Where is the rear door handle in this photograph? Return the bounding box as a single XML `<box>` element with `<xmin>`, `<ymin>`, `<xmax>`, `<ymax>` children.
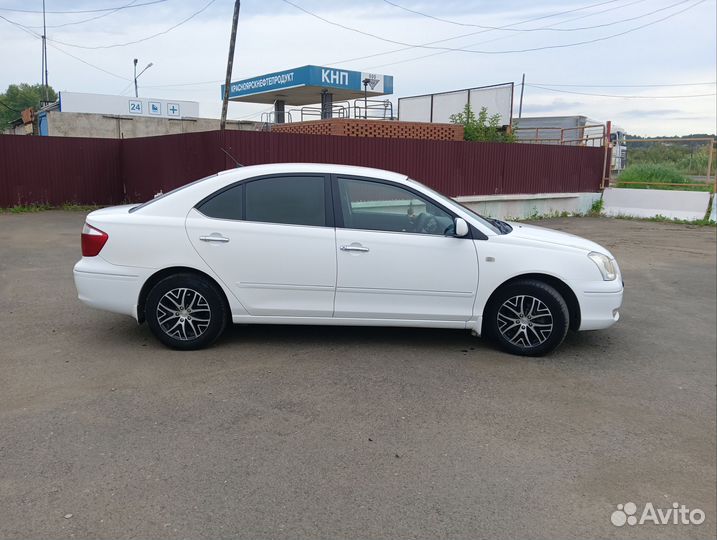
<box><xmin>200</xmin><ymin>234</ymin><xmax>230</xmax><ymax>243</ymax></box>
<box><xmin>340</xmin><ymin>245</ymin><xmax>369</xmax><ymax>253</ymax></box>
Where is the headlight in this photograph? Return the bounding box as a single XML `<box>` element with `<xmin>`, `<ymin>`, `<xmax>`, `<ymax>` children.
<box><xmin>588</xmin><ymin>251</ymin><xmax>617</xmax><ymax>281</ymax></box>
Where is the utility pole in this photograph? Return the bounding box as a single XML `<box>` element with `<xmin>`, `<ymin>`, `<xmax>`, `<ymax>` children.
<box><xmin>133</xmin><ymin>58</ymin><xmax>139</xmax><ymax>98</ymax></box>
<box><xmin>220</xmin><ymin>0</ymin><xmax>241</xmax><ymax>131</ymax></box>
<box><xmin>518</xmin><ymin>73</ymin><xmax>525</xmax><ymax>119</ymax></box>
<box><xmin>41</xmin><ymin>0</ymin><xmax>48</xmax><ymax>102</ymax></box>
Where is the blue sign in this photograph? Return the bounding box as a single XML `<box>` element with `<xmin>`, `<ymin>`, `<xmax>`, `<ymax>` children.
<box><xmin>149</xmin><ymin>101</ymin><xmax>161</xmax><ymax>115</ymax></box>
<box><xmin>222</xmin><ymin>65</ymin><xmax>393</xmax><ymax>100</ymax></box>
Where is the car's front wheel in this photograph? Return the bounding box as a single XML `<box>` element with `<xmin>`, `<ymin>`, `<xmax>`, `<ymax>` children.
<box><xmin>485</xmin><ymin>279</ymin><xmax>570</xmax><ymax>356</ymax></box>
<box><xmin>145</xmin><ymin>273</ymin><xmax>228</xmax><ymax>350</ymax></box>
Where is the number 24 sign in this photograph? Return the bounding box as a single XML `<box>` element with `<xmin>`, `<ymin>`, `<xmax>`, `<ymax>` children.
<box><xmin>128</xmin><ymin>100</ymin><xmax>143</xmax><ymax>114</ymax></box>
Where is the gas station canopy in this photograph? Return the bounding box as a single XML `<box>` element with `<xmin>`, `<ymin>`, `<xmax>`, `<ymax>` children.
<box><xmin>223</xmin><ymin>65</ymin><xmax>394</xmax><ymax>106</ymax></box>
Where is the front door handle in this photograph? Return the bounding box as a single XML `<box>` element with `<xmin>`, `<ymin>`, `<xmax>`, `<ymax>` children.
<box><xmin>340</xmin><ymin>244</ymin><xmax>369</xmax><ymax>253</ymax></box>
<box><xmin>200</xmin><ymin>234</ymin><xmax>230</xmax><ymax>243</ymax></box>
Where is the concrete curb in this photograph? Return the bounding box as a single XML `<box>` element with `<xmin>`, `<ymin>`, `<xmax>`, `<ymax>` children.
<box><xmin>603</xmin><ymin>187</ymin><xmax>711</xmax><ymax>221</ymax></box>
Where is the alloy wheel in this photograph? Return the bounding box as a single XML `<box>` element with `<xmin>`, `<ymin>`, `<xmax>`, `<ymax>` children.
<box><xmin>496</xmin><ymin>294</ymin><xmax>554</xmax><ymax>348</ymax></box>
<box><xmin>156</xmin><ymin>287</ymin><xmax>211</xmax><ymax>341</ymax></box>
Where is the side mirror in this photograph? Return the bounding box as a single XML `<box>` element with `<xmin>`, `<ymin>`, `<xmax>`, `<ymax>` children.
<box><xmin>454</xmin><ymin>217</ymin><xmax>469</xmax><ymax>238</ymax></box>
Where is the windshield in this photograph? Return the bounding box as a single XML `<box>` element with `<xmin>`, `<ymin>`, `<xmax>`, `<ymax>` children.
<box><xmin>406</xmin><ymin>178</ymin><xmax>503</xmax><ymax>234</ymax></box>
<box><xmin>129</xmin><ymin>174</ymin><xmax>218</xmax><ymax>213</ymax></box>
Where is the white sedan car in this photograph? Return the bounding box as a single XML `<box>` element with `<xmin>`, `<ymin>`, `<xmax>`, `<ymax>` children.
<box><xmin>74</xmin><ymin>163</ymin><xmax>622</xmax><ymax>356</ymax></box>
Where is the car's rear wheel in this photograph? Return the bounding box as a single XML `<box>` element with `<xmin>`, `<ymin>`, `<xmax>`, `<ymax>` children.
<box><xmin>485</xmin><ymin>279</ymin><xmax>570</xmax><ymax>356</ymax></box>
<box><xmin>145</xmin><ymin>273</ymin><xmax>228</xmax><ymax>350</ymax></box>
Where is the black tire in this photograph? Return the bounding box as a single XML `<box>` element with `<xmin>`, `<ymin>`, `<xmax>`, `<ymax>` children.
<box><xmin>485</xmin><ymin>279</ymin><xmax>570</xmax><ymax>357</ymax></box>
<box><xmin>145</xmin><ymin>273</ymin><xmax>228</xmax><ymax>350</ymax></box>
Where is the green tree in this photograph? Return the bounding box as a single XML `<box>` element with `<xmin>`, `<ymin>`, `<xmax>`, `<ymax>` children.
<box><xmin>0</xmin><ymin>83</ymin><xmax>57</xmax><ymax>127</ymax></box>
<box><xmin>449</xmin><ymin>103</ymin><xmax>514</xmax><ymax>143</ymax></box>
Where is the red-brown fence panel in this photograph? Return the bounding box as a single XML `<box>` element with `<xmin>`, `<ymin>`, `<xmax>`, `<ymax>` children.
<box><xmin>0</xmin><ymin>135</ymin><xmax>122</xmax><ymax>207</ymax></box>
<box><xmin>121</xmin><ymin>131</ymin><xmax>225</xmax><ymax>202</ymax></box>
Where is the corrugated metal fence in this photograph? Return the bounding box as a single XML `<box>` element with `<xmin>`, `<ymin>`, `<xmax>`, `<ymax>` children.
<box><xmin>1</xmin><ymin>130</ymin><xmax>605</xmax><ymax>207</ymax></box>
<box><xmin>0</xmin><ymin>135</ymin><xmax>122</xmax><ymax>206</ymax></box>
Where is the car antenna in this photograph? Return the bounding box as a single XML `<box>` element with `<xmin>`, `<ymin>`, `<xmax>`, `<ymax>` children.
<box><xmin>219</xmin><ymin>146</ymin><xmax>243</xmax><ymax>167</ymax></box>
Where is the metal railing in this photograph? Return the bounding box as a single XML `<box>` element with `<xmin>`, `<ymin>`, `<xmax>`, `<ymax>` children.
<box><xmin>261</xmin><ymin>99</ymin><xmax>396</xmax><ymax>125</ymax></box>
<box><xmin>296</xmin><ymin>103</ymin><xmax>350</xmax><ymax>122</ymax></box>
<box><xmin>513</xmin><ymin>124</ymin><xmax>606</xmax><ymax>147</ymax></box>
<box><xmin>353</xmin><ymin>98</ymin><xmax>394</xmax><ymax>120</ymax></box>
<box><xmin>260</xmin><ymin>110</ymin><xmax>293</xmax><ymax>128</ymax></box>
<box><xmin>612</xmin><ymin>137</ymin><xmax>716</xmax><ymax>192</ymax></box>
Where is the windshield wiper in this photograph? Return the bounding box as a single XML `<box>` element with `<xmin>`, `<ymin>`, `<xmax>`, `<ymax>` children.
<box><xmin>487</xmin><ymin>218</ymin><xmax>513</xmax><ymax>234</ymax></box>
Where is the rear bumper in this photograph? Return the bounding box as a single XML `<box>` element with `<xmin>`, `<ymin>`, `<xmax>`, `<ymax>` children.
<box><xmin>73</xmin><ymin>258</ymin><xmax>147</xmax><ymax>320</ymax></box>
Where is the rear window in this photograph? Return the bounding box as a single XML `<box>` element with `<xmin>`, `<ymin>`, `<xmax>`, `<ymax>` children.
<box><xmin>129</xmin><ymin>174</ymin><xmax>217</xmax><ymax>213</ymax></box>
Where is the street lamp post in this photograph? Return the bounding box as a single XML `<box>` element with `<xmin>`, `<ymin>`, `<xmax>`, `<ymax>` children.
<box><xmin>133</xmin><ymin>58</ymin><xmax>154</xmax><ymax>98</ymax></box>
<box><xmin>362</xmin><ymin>78</ymin><xmax>370</xmax><ymax>119</ymax></box>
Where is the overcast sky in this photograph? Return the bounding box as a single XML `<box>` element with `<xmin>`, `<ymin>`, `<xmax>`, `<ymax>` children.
<box><xmin>1</xmin><ymin>0</ymin><xmax>715</xmax><ymax>135</ymax></box>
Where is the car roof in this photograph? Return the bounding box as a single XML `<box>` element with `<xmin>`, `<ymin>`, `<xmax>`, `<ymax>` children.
<box><xmin>217</xmin><ymin>163</ymin><xmax>408</xmax><ymax>183</ymax></box>
<box><xmin>130</xmin><ymin>162</ymin><xmax>413</xmax><ymax>217</ymax></box>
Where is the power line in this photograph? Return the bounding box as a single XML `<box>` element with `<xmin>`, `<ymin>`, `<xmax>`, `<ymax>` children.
<box><xmin>361</xmin><ymin>0</ymin><xmax>700</xmax><ymax>70</ymax></box>
<box><xmin>105</xmin><ymin>0</ymin><xmax>711</xmax><ymax>90</ymax></box>
<box><xmin>143</xmin><ymin>80</ymin><xmax>222</xmax><ymax>88</ymax></box>
<box><xmin>0</xmin><ymin>15</ymin><xmax>132</xmax><ymax>81</ymax></box>
<box><xmin>0</xmin><ymin>100</ymin><xmax>21</xmax><ymax>113</ymax></box>
<box><xmin>326</xmin><ymin>0</ymin><xmax>638</xmax><ymax>66</ymax></box>
<box><xmin>50</xmin><ymin>43</ymin><xmax>132</xmax><ymax>81</ymax></box>
<box><xmin>525</xmin><ymin>83</ymin><xmax>716</xmax><ymax>98</ymax></box>
<box><xmin>281</xmin><ymin>0</ymin><xmax>705</xmax><ymax>56</ymax></box>
<box><xmin>0</xmin><ymin>0</ymin><xmax>167</xmax><ymax>14</ymax></box>
<box><xmin>25</xmin><ymin>0</ymin><xmax>152</xmax><ymax>30</ymax></box>
<box><xmin>530</xmin><ymin>82</ymin><xmax>717</xmax><ymax>88</ymax></box>
<box><xmin>361</xmin><ymin>0</ymin><xmax>650</xmax><ymax>69</ymax></box>
<box><xmin>381</xmin><ymin>0</ymin><xmax>664</xmax><ymax>32</ymax></box>
<box><xmin>383</xmin><ymin>0</ymin><xmax>692</xmax><ymax>32</ymax></box>
<box><xmin>6</xmin><ymin>0</ymin><xmax>217</xmax><ymax>50</ymax></box>
<box><xmin>118</xmin><ymin>81</ymin><xmax>135</xmax><ymax>95</ymax></box>
<box><xmin>49</xmin><ymin>0</ymin><xmax>215</xmax><ymax>50</ymax></box>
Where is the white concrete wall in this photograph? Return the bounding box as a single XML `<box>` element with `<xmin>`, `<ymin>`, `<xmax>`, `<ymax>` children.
<box><xmin>602</xmin><ymin>187</ymin><xmax>711</xmax><ymax>221</ymax></box>
<box><xmin>341</xmin><ymin>193</ymin><xmax>603</xmax><ymax>221</ymax></box>
<box><xmin>45</xmin><ymin>111</ymin><xmax>261</xmax><ymax>139</ymax></box>
<box><xmin>454</xmin><ymin>192</ymin><xmax>602</xmax><ymax>220</ymax></box>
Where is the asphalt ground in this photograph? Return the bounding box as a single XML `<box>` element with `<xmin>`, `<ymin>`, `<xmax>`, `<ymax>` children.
<box><xmin>0</xmin><ymin>211</ymin><xmax>715</xmax><ymax>539</ymax></box>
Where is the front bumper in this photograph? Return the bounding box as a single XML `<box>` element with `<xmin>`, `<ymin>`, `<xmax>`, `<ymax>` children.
<box><xmin>576</xmin><ymin>281</ymin><xmax>624</xmax><ymax>331</ymax></box>
<box><xmin>73</xmin><ymin>257</ymin><xmax>147</xmax><ymax>320</ymax></box>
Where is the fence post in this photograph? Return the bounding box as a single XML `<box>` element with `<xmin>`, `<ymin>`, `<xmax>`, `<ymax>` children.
<box><xmin>707</xmin><ymin>139</ymin><xmax>715</xmax><ymax>194</ymax></box>
<box><xmin>601</xmin><ymin>121</ymin><xmax>612</xmax><ymax>190</ymax></box>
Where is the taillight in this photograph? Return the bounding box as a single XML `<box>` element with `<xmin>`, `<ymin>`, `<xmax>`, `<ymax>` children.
<box><xmin>81</xmin><ymin>223</ymin><xmax>108</xmax><ymax>257</ymax></box>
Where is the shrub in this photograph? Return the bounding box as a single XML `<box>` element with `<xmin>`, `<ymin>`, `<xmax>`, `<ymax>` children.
<box><xmin>589</xmin><ymin>198</ymin><xmax>604</xmax><ymax>216</ymax></box>
<box><xmin>616</xmin><ymin>163</ymin><xmax>709</xmax><ymax>191</ymax></box>
<box><xmin>449</xmin><ymin>104</ymin><xmax>514</xmax><ymax>143</ymax></box>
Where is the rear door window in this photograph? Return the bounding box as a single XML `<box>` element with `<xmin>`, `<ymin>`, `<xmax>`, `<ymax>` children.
<box><xmin>197</xmin><ymin>184</ymin><xmax>244</xmax><ymax>220</ymax></box>
<box><xmin>245</xmin><ymin>175</ymin><xmax>326</xmax><ymax>227</ymax></box>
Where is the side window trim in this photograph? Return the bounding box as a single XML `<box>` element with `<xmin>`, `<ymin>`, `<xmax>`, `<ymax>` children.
<box><xmin>330</xmin><ymin>174</ymin><xmax>480</xmax><ymax>239</ymax></box>
<box><xmin>330</xmin><ymin>173</ymin><xmax>345</xmax><ymax>229</ymax></box>
<box><xmin>194</xmin><ymin>173</ymin><xmax>333</xmax><ymax>228</ymax></box>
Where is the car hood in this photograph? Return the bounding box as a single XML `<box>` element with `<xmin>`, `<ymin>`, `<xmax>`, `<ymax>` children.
<box><xmin>504</xmin><ymin>222</ymin><xmax>614</xmax><ymax>257</ymax></box>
